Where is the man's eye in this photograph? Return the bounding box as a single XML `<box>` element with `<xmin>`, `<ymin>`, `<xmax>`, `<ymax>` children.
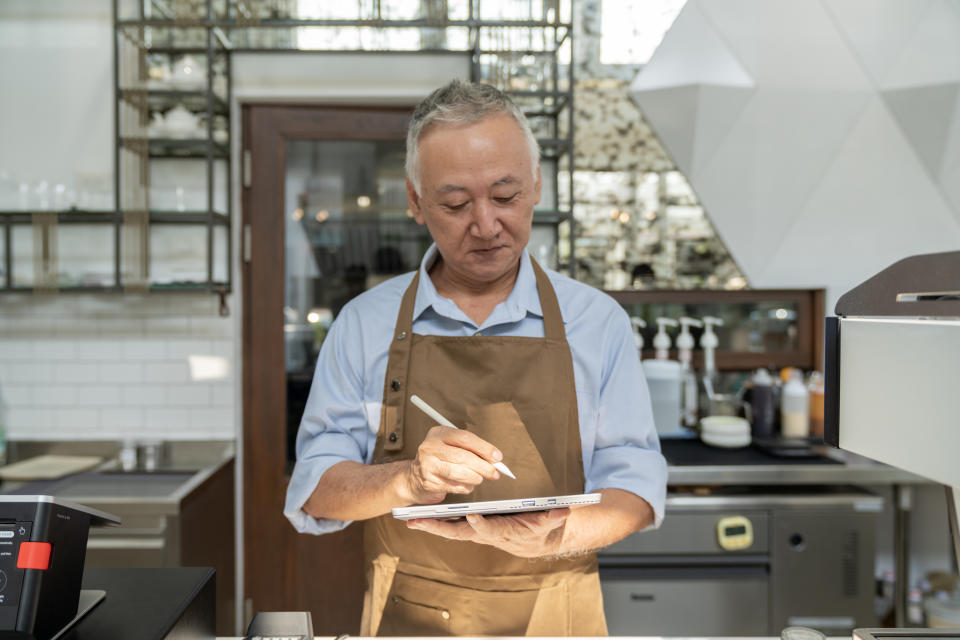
<box><xmin>494</xmin><ymin>193</ymin><xmax>519</xmax><ymax>203</ymax></box>
<box><xmin>445</xmin><ymin>202</ymin><xmax>467</xmax><ymax>211</ymax></box>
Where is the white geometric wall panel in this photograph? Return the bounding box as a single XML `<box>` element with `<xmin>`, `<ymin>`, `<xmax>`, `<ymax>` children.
<box><xmin>630</xmin><ymin>0</ymin><xmax>960</xmax><ymax>308</ymax></box>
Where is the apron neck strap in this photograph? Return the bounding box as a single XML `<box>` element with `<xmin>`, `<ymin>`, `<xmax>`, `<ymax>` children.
<box><xmin>394</xmin><ymin>271</ymin><xmax>419</xmax><ymax>338</ymax></box>
<box><xmin>394</xmin><ymin>255</ymin><xmax>565</xmax><ymax>340</ymax></box>
<box><xmin>529</xmin><ymin>257</ymin><xmax>565</xmax><ymax>341</ymax></box>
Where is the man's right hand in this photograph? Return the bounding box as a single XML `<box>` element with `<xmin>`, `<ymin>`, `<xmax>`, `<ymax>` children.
<box><xmin>402</xmin><ymin>426</ymin><xmax>503</xmax><ymax>504</ymax></box>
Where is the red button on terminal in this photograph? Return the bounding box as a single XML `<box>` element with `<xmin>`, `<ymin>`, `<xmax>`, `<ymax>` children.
<box><xmin>17</xmin><ymin>542</ymin><xmax>51</xmax><ymax>570</ymax></box>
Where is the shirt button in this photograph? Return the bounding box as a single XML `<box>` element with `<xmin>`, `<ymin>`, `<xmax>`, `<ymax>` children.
<box><xmin>441</xmin><ymin>610</ymin><xmax>450</xmax><ymax>620</ymax></box>
<box><xmin>474</xmin><ymin>330</ymin><xmax>483</xmax><ymax>337</ymax></box>
<box><xmin>390</xmin><ymin>379</ymin><xmax>402</xmax><ymax>391</ymax></box>
<box><xmin>396</xmin><ymin>331</ymin><xmax>407</xmax><ymax>341</ymax></box>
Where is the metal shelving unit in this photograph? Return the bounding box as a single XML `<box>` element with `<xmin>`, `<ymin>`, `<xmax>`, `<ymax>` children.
<box><xmin>1</xmin><ymin>0</ymin><xmax>573</xmax><ymax>297</ymax></box>
<box><xmin>115</xmin><ymin>0</ymin><xmax>575</xmax><ymax>274</ymax></box>
<box><xmin>114</xmin><ymin>0</ymin><xmax>232</xmax><ymax>301</ymax></box>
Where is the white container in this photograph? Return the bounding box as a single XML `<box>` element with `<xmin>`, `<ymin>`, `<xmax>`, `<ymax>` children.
<box><xmin>642</xmin><ymin>359</ymin><xmax>684</xmax><ymax>437</ymax></box>
<box><xmin>700</xmin><ymin>416</ymin><xmax>751</xmax><ymax>449</ymax></box>
<box><xmin>781</xmin><ymin>370</ymin><xmax>810</xmax><ymax>438</ymax></box>
<box><xmin>924</xmin><ymin>595</ymin><xmax>960</xmax><ymax>628</ymax></box>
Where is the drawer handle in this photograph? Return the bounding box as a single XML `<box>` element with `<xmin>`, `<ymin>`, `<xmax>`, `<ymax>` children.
<box><xmin>87</xmin><ymin>538</ymin><xmax>165</xmax><ymax>550</ymax></box>
<box><xmin>630</xmin><ymin>594</ymin><xmax>655</xmax><ymax>602</ymax></box>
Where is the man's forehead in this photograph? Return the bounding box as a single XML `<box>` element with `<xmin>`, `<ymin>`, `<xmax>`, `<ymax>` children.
<box><xmin>434</xmin><ymin>175</ymin><xmax>521</xmax><ymax>194</ymax></box>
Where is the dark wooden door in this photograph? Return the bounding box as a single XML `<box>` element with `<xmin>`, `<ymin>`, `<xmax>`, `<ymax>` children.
<box><xmin>241</xmin><ymin>105</ymin><xmax>413</xmax><ymax>633</ymax></box>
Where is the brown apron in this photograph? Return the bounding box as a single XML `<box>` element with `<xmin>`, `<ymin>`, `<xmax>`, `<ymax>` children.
<box><xmin>361</xmin><ymin>259</ymin><xmax>608</xmax><ymax>636</ymax></box>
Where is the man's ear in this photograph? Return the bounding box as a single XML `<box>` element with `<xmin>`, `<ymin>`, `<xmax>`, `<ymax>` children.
<box><xmin>406</xmin><ymin>178</ymin><xmax>426</xmax><ymax>225</ymax></box>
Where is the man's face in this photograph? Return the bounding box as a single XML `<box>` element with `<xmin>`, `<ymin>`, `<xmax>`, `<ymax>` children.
<box><xmin>407</xmin><ymin>113</ymin><xmax>541</xmax><ymax>287</ymax></box>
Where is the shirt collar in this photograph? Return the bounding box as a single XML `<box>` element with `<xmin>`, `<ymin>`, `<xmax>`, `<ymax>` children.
<box><xmin>412</xmin><ymin>244</ymin><xmax>544</xmax><ymax>328</ymax></box>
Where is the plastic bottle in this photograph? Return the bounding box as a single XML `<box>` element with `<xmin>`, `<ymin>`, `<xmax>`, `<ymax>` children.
<box><xmin>748</xmin><ymin>368</ymin><xmax>776</xmax><ymax>440</ymax></box>
<box><xmin>642</xmin><ymin>318</ymin><xmax>683</xmax><ymax>437</ymax></box>
<box><xmin>807</xmin><ymin>371</ymin><xmax>825</xmax><ymax>438</ymax></box>
<box><xmin>652</xmin><ymin>317</ymin><xmax>678</xmax><ymax>360</ymax></box>
<box><xmin>907</xmin><ymin>588</ymin><xmax>925</xmax><ymax>626</ymax></box>
<box><xmin>781</xmin><ymin>369</ymin><xmax>810</xmax><ymax>438</ymax></box>
<box><xmin>698</xmin><ymin>316</ymin><xmax>724</xmax><ymax>415</ymax></box>
<box><xmin>677</xmin><ymin>317</ymin><xmax>703</xmax><ymax>429</ymax></box>
<box><xmin>630</xmin><ymin>317</ymin><xmax>646</xmax><ymax>356</ymax></box>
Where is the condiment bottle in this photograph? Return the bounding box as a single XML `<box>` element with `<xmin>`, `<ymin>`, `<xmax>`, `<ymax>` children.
<box><xmin>698</xmin><ymin>316</ymin><xmax>723</xmax><ymax>415</ymax></box>
<box><xmin>781</xmin><ymin>369</ymin><xmax>810</xmax><ymax>438</ymax></box>
<box><xmin>677</xmin><ymin>317</ymin><xmax>703</xmax><ymax>429</ymax></box>
<box><xmin>653</xmin><ymin>317</ymin><xmax>678</xmax><ymax>360</ymax></box>
<box><xmin>642</xmin><ymin>318</ymin><xmax>684</xmax><ymax>436</ymax></box>
<box><xmin>807</xmin><ymin>371</ymin><xmax>825</xmax><ymax>438</ymax></box>
<box><xmin>748</xmin><ymin>368</ymin><xmax>775</xmax><ymax>440</ymax></box>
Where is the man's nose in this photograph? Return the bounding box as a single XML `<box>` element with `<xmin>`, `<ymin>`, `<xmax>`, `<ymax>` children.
<box><xmin>470</xmin><ymin>200</ymin><xmax>502</xmax><ymax>239</ymax></box>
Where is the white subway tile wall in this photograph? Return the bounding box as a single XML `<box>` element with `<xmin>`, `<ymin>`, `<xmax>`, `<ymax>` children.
<box><xmin>0</xmin><ymin>294</ymin><xmax>236</xmax><ymax>441</ymax></box>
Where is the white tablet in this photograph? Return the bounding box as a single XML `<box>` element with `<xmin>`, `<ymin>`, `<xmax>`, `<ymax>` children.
<box><xmin>392</xmin><ymin>493</ymin><xmax>602</xmax><ymax>520</ymax></box>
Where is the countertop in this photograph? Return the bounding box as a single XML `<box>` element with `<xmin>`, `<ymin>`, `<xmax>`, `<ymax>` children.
<box><xmin>67</xmin><ymin>567</ymin><xmax>216</xmax><ymax>640</ymax></box>
<box><xmin>662</xmin><ymin>438</ymin><xmax>929</xmax><ymax>486</ymax></box>
<box><xmin>0</xmin><ymin>440</ymin><xmax>235</xmax><ymax>514</ymax></box>
<box><xmin>0</xmin><ymin>438</ymin><xmax>925</xmax><ymax>505</ymax></box>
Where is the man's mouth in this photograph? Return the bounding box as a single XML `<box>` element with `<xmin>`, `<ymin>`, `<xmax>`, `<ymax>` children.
<box><xmin>471</xmin><ymin>246</ymin><xmax>503</xmax><ymax>255</ymax></box>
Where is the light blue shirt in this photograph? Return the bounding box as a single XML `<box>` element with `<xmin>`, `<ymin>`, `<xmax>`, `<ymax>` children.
<box><xmin>284</xmin><ymin>245</ymin><xmax>667</xmax><ymax>535</ymax></box>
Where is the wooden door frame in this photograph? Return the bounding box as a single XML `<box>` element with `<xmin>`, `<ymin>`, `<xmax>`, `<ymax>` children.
<box><xmin>241</xmin><ymin>105</ymin><xmax>412</xmax><ymax>631</ymax></box>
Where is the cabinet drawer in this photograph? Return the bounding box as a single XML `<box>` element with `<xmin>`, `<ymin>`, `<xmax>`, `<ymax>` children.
<box><xmin>601</xmin><ymin>568</ymin><xmax>769</xmax><ymax>636</ymax></box>
<box><xmin>603</xmin><ymin>511</ymin><xmax>769</xmax><ymax>555</ymax></box>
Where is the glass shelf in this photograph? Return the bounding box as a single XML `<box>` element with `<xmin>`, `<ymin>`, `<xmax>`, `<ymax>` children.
<box><xmin>0</xmin><ymin>209</ymin><xmax>229</xmax><ymax>293</ymax></box>
<box><xmin>0</xmin><ymin>210</ymin><xmax>119</xmax><ymax>222</ymax></box>
<box><xmin>118</xmin><ymin>88</ymin><xmax>229</xmax><ymax>114</ymax></box>
<box><xmin>149</xmin><ymin>210</ymin><xmax>229</xmax><ymax>223</ymax></box>
<box><xmin>120</xmin><ymin>137</ymin><xmax>229</xmax><ymax>159</ymax></box>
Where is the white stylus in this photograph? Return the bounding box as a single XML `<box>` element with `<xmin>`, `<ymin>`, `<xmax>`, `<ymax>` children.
<box><xmin>409</xmin><ymin>394</ymin><xmax>516</xmax><ymax>479</ymax></box>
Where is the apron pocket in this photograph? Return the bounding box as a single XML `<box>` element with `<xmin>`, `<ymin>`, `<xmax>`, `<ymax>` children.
<box><xmin>378</xmin><ymin>571</ymin><xmax>570</xmax><ymax>637</ymax></box>
<box><xmin>378</xmin><ymin>572</ymin><xmax>453</xmax><ymax>636</ymax></box>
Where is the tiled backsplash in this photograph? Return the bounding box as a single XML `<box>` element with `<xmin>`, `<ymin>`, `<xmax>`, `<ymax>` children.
<box><xmin>0</xmin><ymin>293</ymin><xmax>236</xmax><ymax>441</ymax></box>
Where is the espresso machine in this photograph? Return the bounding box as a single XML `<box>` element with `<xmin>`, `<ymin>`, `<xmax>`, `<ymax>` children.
<box><xmin>824</xmin><ymin>250</ymin><xmax>960</xmax><ymax>640</ymax></box>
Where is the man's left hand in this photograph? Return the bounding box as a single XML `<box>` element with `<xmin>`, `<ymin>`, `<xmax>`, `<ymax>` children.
<box><xmin>406</xmin><ymin>509</ymin><xmax>569</xmax><ymax>558</ymax></box>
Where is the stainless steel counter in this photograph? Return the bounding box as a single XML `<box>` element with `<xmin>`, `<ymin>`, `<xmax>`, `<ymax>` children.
<box><xmin>1</xmin><ymin>441</ymin><xmax>233</xmax><ymax>512</ymax></box>
<box><xmin>666</xmin><ymin>444</ymin><xmax>929</xmax><ymax>486</ymax></box>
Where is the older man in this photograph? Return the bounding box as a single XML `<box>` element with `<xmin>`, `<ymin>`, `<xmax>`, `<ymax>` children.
<box><xmin>285</xmin><ymin>80</ymin><xmax>666</xmax><ymax>636</ymax></box>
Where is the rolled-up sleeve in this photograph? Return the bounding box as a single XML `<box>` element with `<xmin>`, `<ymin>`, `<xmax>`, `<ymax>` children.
<box><xmin>284</xmin><ymin>304</ymin><xmax>373</xmax><ymax>534</ymax></box>
<box><xmin>583</xmin><ymin>307</ymin><xmax>667</xmax><ymax>529</ymax></box>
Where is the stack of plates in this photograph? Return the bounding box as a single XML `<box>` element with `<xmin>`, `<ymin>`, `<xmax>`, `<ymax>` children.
<box><xmin>700</xmin><ymin>416</ymin><xmax>751</xmax><ymax>448</ymax></box>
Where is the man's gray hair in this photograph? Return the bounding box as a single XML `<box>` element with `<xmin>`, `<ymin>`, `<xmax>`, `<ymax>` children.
<box><xmin>406</xmin><ymin>79</ymin><xmax>540</xmax><ymax>195</ymax></box>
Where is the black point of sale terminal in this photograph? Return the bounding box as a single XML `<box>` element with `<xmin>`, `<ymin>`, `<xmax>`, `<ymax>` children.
<box><xmin>0</xmin><ymin>496</ymin><xmax>119</xmax><ymax>640</ymax></box>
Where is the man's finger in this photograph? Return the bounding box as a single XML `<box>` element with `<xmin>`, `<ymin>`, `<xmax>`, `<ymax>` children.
<box><xmin>434</xmin><ymin>446</ymin><xmax>500</xmax><ymax>481</ymax></box>
<box><xmin>436</xmin><ymin>428</ymin><xmax>503</xmax><ymax>467</ymax></box>
<box><xmin>407</xmin><ymin>517</ymin><xmax>475</xmax><ymax>541</ymax></box>
<box><xmin>514</xmin><ymin>508</ymin><xmax>570</xmax><ymax>530</ymax></box>
<box><xmin>426</xmin><ymin>458</ymin><xmax>485</xmax><ymax>486</ymax></box>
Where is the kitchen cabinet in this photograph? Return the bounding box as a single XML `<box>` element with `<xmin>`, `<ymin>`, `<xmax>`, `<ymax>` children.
<box><xmin>646</xmin><ymin>439</ymin><xmax>932</xmax><ymax>636</ymax></box>
<box><xmin>601</xmin><ymin>483</ymin><xmax>883</xmax><ymax>636</ymax></box>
